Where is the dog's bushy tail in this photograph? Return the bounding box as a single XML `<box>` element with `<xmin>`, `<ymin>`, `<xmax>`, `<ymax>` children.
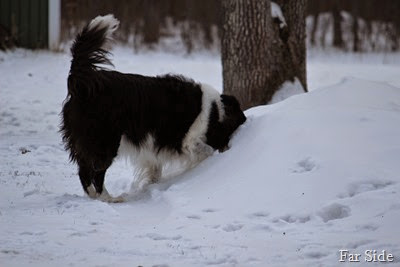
<box><xmin>68</xmin><ymin>14</ymin><xmax>119</xmax><ymax>97</ymax></box>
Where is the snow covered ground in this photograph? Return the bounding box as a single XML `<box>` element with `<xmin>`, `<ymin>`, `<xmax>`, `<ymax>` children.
<box><xmin>1</xmin><ymin>47</ymin><xmax>400</xmax><ymax>267</ymax></box>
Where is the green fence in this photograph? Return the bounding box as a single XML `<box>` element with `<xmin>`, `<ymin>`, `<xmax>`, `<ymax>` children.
<box><xmin>0</xmin><ymin>0</ymin><xmax>48</xmax><ymax>49</ymax></box>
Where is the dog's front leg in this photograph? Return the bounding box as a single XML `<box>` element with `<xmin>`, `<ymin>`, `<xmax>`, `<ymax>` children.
<box><xmin>131</xmin><ymin>163</ymin><xmax>162</xmax><ymax>192</ymax></box>
<box><xmin>190</xmin><ymin>140</ymin><xmax>215</xmax><ymax>166</ymax></box>
<box><xmin>148</xmin><ymin>164</ymin><xmax>162</xmax><ymax>184</ymax></box>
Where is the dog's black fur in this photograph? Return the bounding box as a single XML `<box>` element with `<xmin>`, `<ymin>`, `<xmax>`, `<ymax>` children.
<box><xmin>60</xmin><ymin>15</ymin><xmax>246</xmax><ymax>201</ymax></box>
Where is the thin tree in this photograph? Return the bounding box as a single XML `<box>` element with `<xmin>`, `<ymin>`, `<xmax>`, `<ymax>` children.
<box><xmin>221</xmin><ymin>0</ymin><xmax>307</xmax><ymax>110</ymax></box>
<box><xmin>332</xmin><ymin>3</ymin><xmax>344</xmax><ymax>49</ymax></box>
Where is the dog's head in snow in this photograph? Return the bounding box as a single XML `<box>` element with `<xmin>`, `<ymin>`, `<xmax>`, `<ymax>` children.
<box><xmin>205</xmin><ymin>94</ymin><xmax>246</xmax><ymax>153</ymax></box>
<box><xmin>221</xmin><ymin>95</ymin><xmax>247</xmax><ymax>126</ymax></box>
<box><xmin>220</xmin><ymin>94</ymin><xmax>247</xmax><ymax>148</ymax></box>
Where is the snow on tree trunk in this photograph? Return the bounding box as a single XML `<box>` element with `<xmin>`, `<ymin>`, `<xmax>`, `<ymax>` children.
<box><xmin>221</xmin><ymin>0</ymin><xmax>307</xmax><ymax>110</ymax></box>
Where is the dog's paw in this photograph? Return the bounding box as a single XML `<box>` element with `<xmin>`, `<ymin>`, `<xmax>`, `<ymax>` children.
<box><xmin>98</xmin><ymin>187</ymin><xmax>125</xmax><ymax>203</ymax></box>
<box><xmin>86</xmin><ymin>185</ymin><xmax>125</xmax><ymax>203</ymax></box>
<box><xmin>100</xmin><ymin>194</ymin><xmax>125</xmax><ymax>203</ymax></box>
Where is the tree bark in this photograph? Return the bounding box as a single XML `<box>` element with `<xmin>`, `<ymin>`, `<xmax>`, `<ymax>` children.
<box><xmin>221</xmin><ymin>0</ymin><xmax>307</xmax><ymax>110</ymax></box>
<box><xmin>332</xmin><ymin>5</ymin><xmax>344</xmax><ymax>49</ymax></box>
<box><xmin>351</xmin><ymin>6</ymin><xmax>360</xmax><ymax>52</ymax></box>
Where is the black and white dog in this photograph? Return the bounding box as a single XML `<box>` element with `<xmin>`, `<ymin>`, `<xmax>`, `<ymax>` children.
<box><xmin>60</xmin><ymin>15</ymin><xmax>246</xmax><ymax>202</ymax></box>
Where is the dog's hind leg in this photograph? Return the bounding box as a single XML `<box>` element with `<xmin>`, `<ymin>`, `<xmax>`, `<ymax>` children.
<box><xmin>92</xmin><ymin>169</ymin><xmax>124</xmax><ymax>203</ymax></box>
<box><xmin>78</xmin><ymin>160</ymin><xmax>124</xmax><ymax>203</ymax></box>
<box><xmin>78</xmin><ymin>161</ymin><xmax>95</xmax><ymax>196</ymax></box>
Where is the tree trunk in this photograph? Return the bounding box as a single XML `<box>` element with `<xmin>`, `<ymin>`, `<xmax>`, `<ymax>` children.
<box><xmin>332</xmin><ymin>5</ymin><xmax>344</xmax><ymax>49</ymax></box>
<box><xmin>142</xmin><ymin>0</ymin><xmax>161</xmax><ymax>45</ymax></box>
<box><xmin>221</xmin><ymin>0</ymin><xmax>307</xmax><ymax>110</ymax></box>
<box><xmin>351</xmin><ymin>6</ymin><xmax>360</xmax><ymax>52</ymax></box>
